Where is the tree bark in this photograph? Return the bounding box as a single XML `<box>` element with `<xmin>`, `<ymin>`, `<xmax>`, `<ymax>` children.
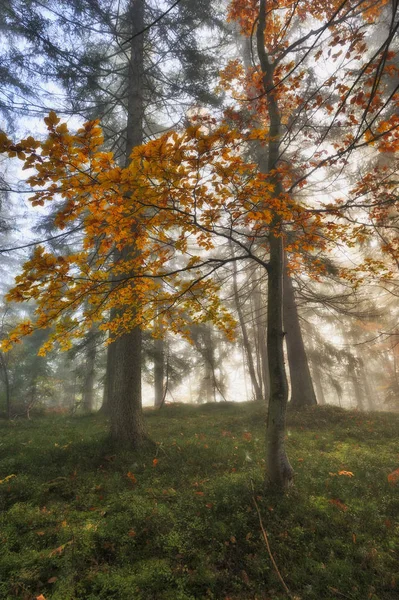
<box><xmin>154</xmin><ymin>335</ymin><xmax>164</xmax><ymax>408</ymax></box>
<box><xmin>283</xmin><ymin>271</ymin><xmax>317</xmax><ymax>408</ymax></box>
<box><xmin>231</xmin><ymin>246</ymin><xmax>263</xmax><ymax>401</ymax></box>
<box><xmin>350</xmin><ymin>365</ymin><xmax>364</xmax><ymax>411</ymax></box>
<box><xmin>251</xmin><ymin>267</ymin><xmax>270</xmax><ymax>402</ymax></box>
<box><xmin>99</xmin><ymin>336</ymin><xmax>114</xmax><ymax>415</ymax></box>
<box><xmin>257</xmin><ymin>0</ymin><xmax>293</xmax><ymax>488</ymax></box>
<box><xmin>82</xmin><ymin>327</ymin><xmax>97</xmax><ymax>413</ymax></box>
<box><xmin>107</xmin><ymin>0</ymin><xmax>147</xmax><ymax>447</ymax></box>
<box><xmin>310</xmin><ymin>357</ymin><xmax>326</xmax><ymax>405</ymax></box>
<box><xmin>0</xmin><ymin>353</ymin><xmax>11</xmax><ymax>419</ymax></box>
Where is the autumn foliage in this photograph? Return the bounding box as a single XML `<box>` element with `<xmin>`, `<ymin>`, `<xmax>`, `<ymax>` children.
<box><xmin>0</xmin><ymin>0</ymin><xmax>396</xmax><ymax>357</ymax></box>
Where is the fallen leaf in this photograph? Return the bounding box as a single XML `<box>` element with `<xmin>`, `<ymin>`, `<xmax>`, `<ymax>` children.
<box><xmin>387</xmin><ymin>468</ymin><xmax>399</xmax><ymax>484</ymax></box>
<box><xmin>127</xmin><ymin>472</ymin><xmax>137</xmax><ymax>484</ymax></box>
<box><xmin>329</xmin><ymin>499</ymin><xmax>348</xmax><ymax>511</ymax></box>
<box><xmin>338</xmin><ymin>470</ymin><xmax>354</xmax><ymax>477</ymax></box>
<box><xmin>152</xmin><ymin>458</ymin><xmax>159</xmax><ymax>467</ymax></box>
<box><xmin>47</xmin><ymin>577</ymin><xmax>58</xmax><ymax>584</ymax></box>
<box><xmin>0</xmin><ymin>474</ymin><xmax>16</xmax><ymax>485</ymax></box>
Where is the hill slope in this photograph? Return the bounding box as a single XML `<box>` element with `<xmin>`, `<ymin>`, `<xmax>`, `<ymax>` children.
<box><xmin>0</xmin><ymin>403</ymin><xmax>398</xmax><ymax>599</ymax></box>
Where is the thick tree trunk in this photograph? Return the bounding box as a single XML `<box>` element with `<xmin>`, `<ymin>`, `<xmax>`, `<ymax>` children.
<box><xmin>110</xmin><ymin>328</ymin><xmax>146</xmax><ymax>447</ymax></box>
<box><xmin>257</xmin><ymin>0</ymin><xmax>293</xmax><ymax>488</ymax></box>
<box><xmin>283</xmin><ymin>271</ymin><xmax>317</xmax><ymax>408</ymax></box>
<box><xmin>82</xmin><ymin>327</ymin><xmax>97</xmax><ymax>412</ymax></box>
<box><xmin>108</xmin><ymin>0</ymin><xmax>147</xmax><ymax>446</ymax></box>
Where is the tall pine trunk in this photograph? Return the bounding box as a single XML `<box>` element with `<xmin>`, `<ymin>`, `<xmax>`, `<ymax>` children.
<box><xmin>108</xmin><ymin>0</ymin><xmax>147</xmax><ymax>447</ymax></box>
<box><xmin>283</xmin><ymin>270</ymin><xmax>317</xmax><ymax>408</ymax></box>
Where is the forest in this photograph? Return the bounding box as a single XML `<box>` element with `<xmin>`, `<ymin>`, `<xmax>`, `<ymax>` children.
<box><xmin>0</xmin><ymin>0</ymin><xmax>398</xmax><ymax>598</ymax></box>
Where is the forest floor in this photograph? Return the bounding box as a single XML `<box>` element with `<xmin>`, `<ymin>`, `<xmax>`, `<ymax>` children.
<box><xmin>0</xmin><ymin>402</ymin><xmax>398</xmax><ymax>600</ymax></box>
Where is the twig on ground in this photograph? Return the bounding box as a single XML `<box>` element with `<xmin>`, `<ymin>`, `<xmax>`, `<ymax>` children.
<box><xmin>250</xmin><ymin>478</ymin><xmax>295</xmax><ymax>599</ymax></box>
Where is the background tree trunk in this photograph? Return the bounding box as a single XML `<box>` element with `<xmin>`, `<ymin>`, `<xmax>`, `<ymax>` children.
<box><xmin>283</xmin><ymin>270</ymin><xmax>317</xmax><ymax>408</ymax></box>
<box><xmin>82</xmin><ymin>327</ymin><xmax>97</xmax><ymax>413</ymax></box>
<box><xmin>310</xmin><ymin>356</ymin><xmax>326</xmax><ymax>405</ymax></box>
<box><xmin>0</xmin><ymin>353</ymin><xmax>11</xmax><ymax>419</ymax></box>
<box><xmin>231</xmin><ymin>247</ymin><xmax>263</xmax><ymax>401</ymax></box>
<box><xmin>154</xmin><ymin>335</ymin><xmax>164</xmax><ymax>408</ymax></box>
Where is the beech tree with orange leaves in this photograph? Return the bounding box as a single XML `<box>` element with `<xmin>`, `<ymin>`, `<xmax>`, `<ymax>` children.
<box><xmin>0</xmin><ymin>0</ymin><xmax>398</xmax><ymax>488</ymax></box>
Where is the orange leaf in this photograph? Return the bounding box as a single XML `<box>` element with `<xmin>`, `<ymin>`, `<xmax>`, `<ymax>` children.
<box><xmin>152</xmin><ymin>458</ymin><xmax>159</xmax><ymax>467</ymax></box>
<box><xmin>329</xmin><ymin>499</ymin><xmax>348</xmax><ymax>511</ymax></box>
<box><xmin>36</xmin><ymin>595</ymin><xmax>47</xmax><ymax>600</ymax></box>
<box><xmin>127</xmin><ymin>472</ymin><xmax>137</xmax><ymax>484</ymax></box>
<box><xmin>387</xmin><ymin>468</ymin><xmax>399</xmax><ymax>484</ymax></box>
<box><xmin>338</xmin><ymin>471</ymin><xmax>354</xmax><ymax>477</ymax></box>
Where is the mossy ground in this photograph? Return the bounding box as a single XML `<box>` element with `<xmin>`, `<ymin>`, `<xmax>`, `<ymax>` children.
<box><xmin>0</xmin><ymin>402</ymin><xmax>398</xmax><ymax>600</ymax></box>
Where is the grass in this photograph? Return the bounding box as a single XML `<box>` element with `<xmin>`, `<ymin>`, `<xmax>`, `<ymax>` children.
<box><xmin>0</xmin><ymin>402</ymin><xmax>398</xmax><ymax>600</ymax></box>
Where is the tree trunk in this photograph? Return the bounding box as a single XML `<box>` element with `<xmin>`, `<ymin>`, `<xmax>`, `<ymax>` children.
<box><xmin>351</xmin><ymin>367</ymin><xmax>364</xmax><ymax>411</ymax></box>
<box><xmin>110</xmin><ymin>328</ymin><xmax>146</xmax><ymax>447</ymax></box>
<box><xmin>257</xmin><ymin>0</ymin><xmax>293</xmax><ymax>488</ymax></box>
<box><xmin>0</xmin><ymin>353</ymin><xmax>11</xmax><ymax>419</ymax></box>
<box><xmin>361</xmin><ymin>361</ymin><xmax>375</xmax><ymax>410</ymax></box>
<box><xmin>311</xmin><ymin>357</ymin><xmax>326</xmax><ymax>405</ymax></box>
<box><xmin>100</xmin><ymin>336</ymin><xmax>114</xmax><ymax>415</ymax></box>
<box><xmin>82</xmin><ymin>328</ymin><xmax>97</xmax><ymax>412</ymax></box>
<box><xmin>154</xmin><ymin>335</ymin><xmax>164</xmax><ymax>408</ymax></box>
<box><xmin>108</xmin><ymin>0</ymin><xmax>147</xmax><ymax>447</ymax></box>
<box><xmin>260</xmin><ymin>332</ymin><xmax>270</xmax><ymax>403</ymax></box>
<box><xmin>251</xmin><ymin>267</ymin><xmax>269</xmax><ymax>402</ymax></box>
<box><xmin>203</xmin><ymin>326</ymin><xmax>216</xmax><ymax>402</ymax></box>
<box><xmin>231</xmin><ymin>245</ymin><xmax>263</xmax><ymax>401</ymax></box>
<box><xmin>283</xmin><ymin>271</ymin><xmax>317</xmax><ymax>408</ymax></box>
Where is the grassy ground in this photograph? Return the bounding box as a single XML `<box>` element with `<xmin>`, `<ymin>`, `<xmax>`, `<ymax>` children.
<box><xmin>0</xmin><ymin>402</ymin><xmax>398</xmax><ymax>600</ymax></box>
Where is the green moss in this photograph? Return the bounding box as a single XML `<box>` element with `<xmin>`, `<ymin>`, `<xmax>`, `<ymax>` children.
<box><xmin>0</xmin><ymin>404</ymin><xmax>398</xmax><ymax>599</ymax></box>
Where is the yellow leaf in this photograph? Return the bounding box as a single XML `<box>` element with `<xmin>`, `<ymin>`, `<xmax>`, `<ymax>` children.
<box><xmin>0</xmin><ymin>474</ymin><xmax>16</xmax><ymax>484</ymax></box>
